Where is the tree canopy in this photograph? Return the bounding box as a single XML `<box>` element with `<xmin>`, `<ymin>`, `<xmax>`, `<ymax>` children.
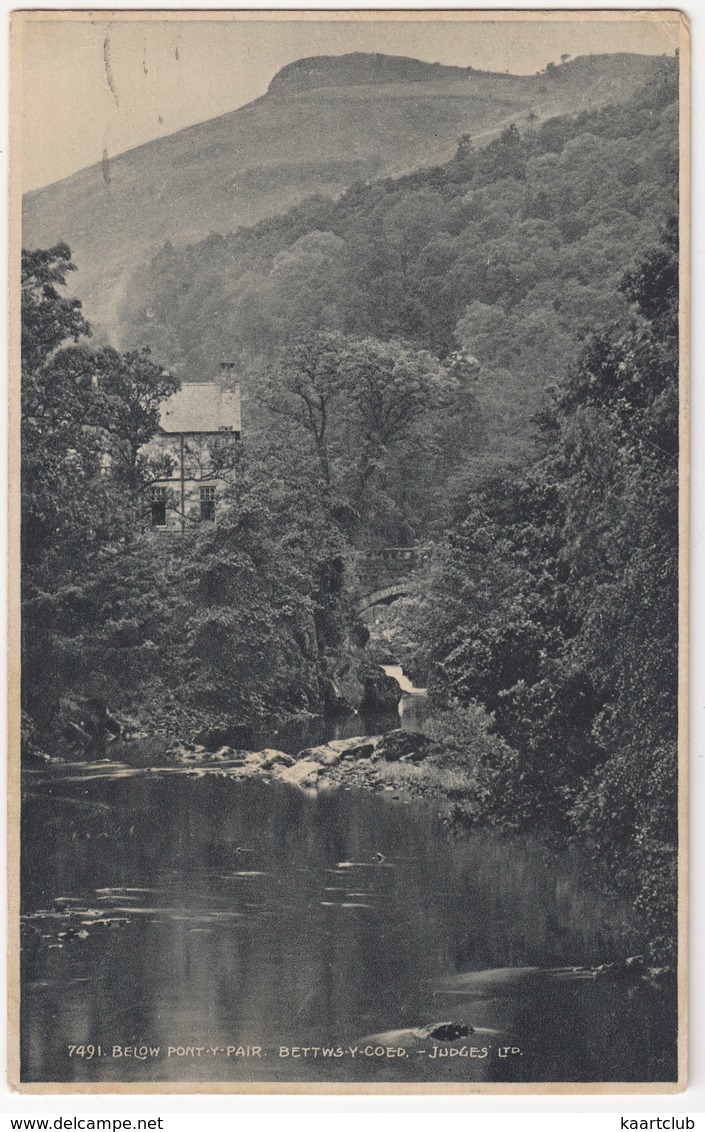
<box><xmin>408</xmin><ymin>222</ymin><xmax>679</xmax><ymax>956</ymax></box>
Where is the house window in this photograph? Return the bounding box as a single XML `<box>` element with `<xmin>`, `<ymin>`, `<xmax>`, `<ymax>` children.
<box><xmin>151</xmin><ymin>487</ymin><xmax>167</xmax><ymax>528</ymax></box>
<box><xmin>200</xmin><ymin>486</ymin><xmax>216</xmax><ymax>522</ymax></box>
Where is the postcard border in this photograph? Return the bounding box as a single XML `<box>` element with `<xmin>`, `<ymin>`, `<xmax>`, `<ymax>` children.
<box><xmin>7</xmin><ymin>7</ymin><xmax>691</xmax><ymax>1096</ymax></box>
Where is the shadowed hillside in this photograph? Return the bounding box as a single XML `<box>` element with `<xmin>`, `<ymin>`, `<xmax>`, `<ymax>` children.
<box><xmin>23</xmin><ymin>51</ymin><xmax>666</xmax><ymax>339</ymax></box>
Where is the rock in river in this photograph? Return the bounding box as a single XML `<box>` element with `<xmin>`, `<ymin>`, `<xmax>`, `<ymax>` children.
<box><xmin>296</xmin><ymin>736</ymin><xmax>380</xmax><ymax>767</ymax></box>
<box><xmin>278</xmin><ymin>759</ymin><xmax>323</xmax><ymax>787</ymax></box>
<box><xmin>361</xmin><ymin>1020</ymin><xmax>501</xmax><ymax>1049</ymax></box>
<box><xmin>376</xmin><ymin>729</ymin><xmax>434</xmax><ymax>763</ymax></box>
<box><xmin>259</xmin><ymin>749</ymin><xmax>296</xmax><ymax>770</ymax></box>
<box><xmin>359</xmin><ymin>668</ymin><xmax>402</xmax><ymax>713</ymax></box>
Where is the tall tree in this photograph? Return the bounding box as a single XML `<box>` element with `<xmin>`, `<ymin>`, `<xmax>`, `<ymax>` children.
<box><xmin>260</xmin><ymin>331</ymin><xmax>346</xmax><ymax>491</ymax></box>
<box><xmin>21</xmin><ymin>243</ymin><xmax>89</xmax><ymax>373</ymax></box>
<box><xmin>21</xmin><ymin>245</ymin><xmax>179</xmax><ymax>731</ymax></box>
<box><xmin>259</xmin><ymin>331</ymin><xmax>479</xmax><ymax>546</ymax></box>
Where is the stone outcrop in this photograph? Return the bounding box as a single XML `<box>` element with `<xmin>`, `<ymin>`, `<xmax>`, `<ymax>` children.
<box><xmin>376</xmin><ymin>729</ymin><xmax>434</xmax><ymax>763</ymax></box>
<box><xmin>279</xmin><ymin>759</ymin><xmax>323</xmax><ymax>787</ymax></box>
<box><xmin>69</xmin><ymin>726</ymin><xmax>436</xmax><ymax>795</ymax></box>
<box><xmin>121</xmin><ymin>732</ymin><xmax>387</xmax><ymax>790</ymax></box>
<box><xmin>359</xmin><ymin>668</ymin><xmax>402</xmax><ymax>713</ymax></box>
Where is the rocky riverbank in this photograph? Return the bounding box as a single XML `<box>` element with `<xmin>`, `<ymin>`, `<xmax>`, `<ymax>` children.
<box><xmin>23</xmin><ymin>658</ymin><xmax>407</xmax><ymax>762</ymax></box>
<box><xmin>24</xmin><ymin>723</ymin><xmax>478</xmax><ymax>810</ymax></box>
<box><xmin>153</xmin><ymin>727</ymin><xmax>465</xmax><ymax>803</ymax></box>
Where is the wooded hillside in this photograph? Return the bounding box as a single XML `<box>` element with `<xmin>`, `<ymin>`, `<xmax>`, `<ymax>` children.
<box><xmin>121</xmin><ymin>58</ymin><xmax>677</xmax><ymax>480</ymax></box>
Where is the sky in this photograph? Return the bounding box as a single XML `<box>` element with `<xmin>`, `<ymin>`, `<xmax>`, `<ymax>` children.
<box><xmin>17</xmin><ymin>13</ymin><xmax>680</xmax><ymax>192</ymax></box>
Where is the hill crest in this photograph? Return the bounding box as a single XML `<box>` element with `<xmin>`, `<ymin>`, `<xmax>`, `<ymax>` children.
<box><xmin>23</xmin><ymin>50</ymin><xmax>674</xmax><ymax>339</ymax></box>
<box><xmin>267</xmin><ymin>52</ymin><xmax>473</xmax><ymax>94</ymax></box>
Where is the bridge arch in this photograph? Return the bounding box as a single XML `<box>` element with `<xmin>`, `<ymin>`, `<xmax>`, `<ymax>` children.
<box><xmin>357</xmin><ymin>582</ymin><xmax>412</xmax><ymax>613</ymax></box>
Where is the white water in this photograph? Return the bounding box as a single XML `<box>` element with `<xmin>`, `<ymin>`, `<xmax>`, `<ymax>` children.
<box><xmin>381</xmin><ymin>664</ymin><xmax>428</xmax><ymax>696</ymax></box>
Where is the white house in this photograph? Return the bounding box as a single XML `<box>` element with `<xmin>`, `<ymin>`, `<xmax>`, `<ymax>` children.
<box><xmin>143</xmin><ymin>368</ymin><xmax>241</xmax><ymax>532</ymax></box>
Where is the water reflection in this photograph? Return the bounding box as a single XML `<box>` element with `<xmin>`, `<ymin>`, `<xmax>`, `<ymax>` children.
<box><xmin>398</xmin><ymin>691</ymin><xmax>430</xmax><ymax>735</ymax></box>
<box><xmin>21</xmin><ymin>766</ymin><xmax>676</xmax><ymax>1084</ymax></box>
<box><xmin>251</xmin><ymin>674</ymin><xmax>430</xmax><ymax>754</ymax></box>
<box><xmin>250</xmin><ymin>705</ymin><xmax>401</xmax><ymax>755</ymax></box>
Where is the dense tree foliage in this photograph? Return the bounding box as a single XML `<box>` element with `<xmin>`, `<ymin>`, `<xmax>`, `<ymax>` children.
<box><xmin>256</xmin><ymin>332</ymin><xmax>480</xmax><ymax>546</ymax></box>
<box><xmin>21</xmin><ymin>245</ymin><xmax>183</xmax><ymax>727</ymax></box>
<box><xmin>174</xmin><ymin>441</ymin><xmax>353</xmax><ymax>724</ymax></box>
<box><xmin>410</xmin><ymin>222</ymin><xmax>679</xmax><ymax>958</ymax></box>
<box><xmin>22</xmin><ymin>247</ymin><xmax>180</xmax><ymax>567</ymax></box>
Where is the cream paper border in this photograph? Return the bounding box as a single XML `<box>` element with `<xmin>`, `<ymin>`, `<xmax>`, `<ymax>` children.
<box><xmin>6</xmin><ymin>7</ymin><xmax>691</xmax><ymax>1095</ymax></box>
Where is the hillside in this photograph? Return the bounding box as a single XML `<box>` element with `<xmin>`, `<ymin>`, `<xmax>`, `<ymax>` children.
<box><xmin>23</xmin><ymin>50</ymin><xmax>666</xmax><ymax>339</ymax></box>
<box><xmin>116</xmin><ymin>55</ymin><xmax>678</xmax><ymax>478</ymax></box>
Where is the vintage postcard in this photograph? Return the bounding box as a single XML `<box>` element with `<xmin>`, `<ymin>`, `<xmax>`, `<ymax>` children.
<box><xmin>8</xmin><ymin>9</ymin><xmax>689</xmax><ymax>1094</ymax></box>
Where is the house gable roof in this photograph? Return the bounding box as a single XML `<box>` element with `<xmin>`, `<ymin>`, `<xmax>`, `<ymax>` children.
<box><xmin>158</xmin><ymin>382</ymin><xmax>241</xmax><ymax>434</ymax></box>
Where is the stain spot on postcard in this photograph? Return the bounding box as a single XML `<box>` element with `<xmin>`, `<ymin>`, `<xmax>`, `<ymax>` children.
<box><xmin>103</xmin><ymin>31</ymin><xmax>119</xmax><ymax>107</ymax></box>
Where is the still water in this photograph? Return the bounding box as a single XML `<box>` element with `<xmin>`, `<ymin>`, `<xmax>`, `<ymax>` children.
<box><xmin>20</xmin><ymin>705</ymin><xmax>677</xmax><ymax>1086</ymax></box>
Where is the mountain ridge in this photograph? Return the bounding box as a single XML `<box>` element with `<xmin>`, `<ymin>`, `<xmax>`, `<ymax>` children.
<box><xmin>23</xmin><ymin>50</ymin><xmax>673</xmax><ymax>340</ymax></box>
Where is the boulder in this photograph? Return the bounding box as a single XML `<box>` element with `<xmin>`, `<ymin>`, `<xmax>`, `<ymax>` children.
<box><xmin>296</xmin><ymin>744</ymin><xmax>343</xmax><ymax>767</ymax></box>
<box><xmin>177</xmin><ymin>750</ymin><xmax>202</xmax><ymax>764</ymax></box>
<box><xmin>342</xmin><ymin>741</ymin><xmax>377</xmax><ymax>760</ymax></box>
<box><xmin>243</xmin><ymin>752</ymin><xmax>265</xmax><ymax>766</ymax></box>
<box><xmin>377</xmin><ymin>729</ymin><xmax>434</xmax><ymax>763</ymax></box>
<box><xmin>210</xmin><ymin>745</ymin><xmax>234</xmax><ymax>760</ymax></box>
<box><xmin>359</xmin><ymin>669</ymin><xmax>402</xmax><ymax>713</ymax></box>
<box><xmin>360</xmin><ymin>1021</ymin><xmax>473</xmax><ymax>1048</ymax></box>
<box><xmin>279</xmin><ymin>759</ymin><xmax>322</xmax><ymax>787</ymax></box>
<box><xmin>334</xmin><ymin>661</ymin><xmax>365</xmax><ymax>710</ymax></box>
<box><xmin>259</xmin><ymin>749</ymin><xmax>295</xmax><ymax>769</ymax></box>
<box><xmin>297</xmin><ymin>736</ymin><xmax>383</xmax><ymax>766</ymax></box>
<box><xmin>419</xmin><ymin>1022</ymin><xmax>472</xmax><ymax>1042</ymax></box>
<box><xmin>320</xmin><ymin>678</ymin><xmax>357</xmax><ymax>718</ymax></box>
<box><xmin>219</xmin><ymin>754</ymin><xmax>249</xmax><ymax>767</ymax></box>
<box><xmin>327</xmin><ymin>736</ymin><xmax>378</xmax><ymax>754</ymax></box>
<box><xmin>193</xmin><ymin>722</ymin><xmax>255</xmax><ymax>750</ymax></box>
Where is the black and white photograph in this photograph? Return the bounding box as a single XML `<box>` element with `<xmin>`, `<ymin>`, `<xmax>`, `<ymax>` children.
<box><xmin>10</xmin><ymin>9</ymin><xmax>688</xmax><ymax>1092</ymax></box>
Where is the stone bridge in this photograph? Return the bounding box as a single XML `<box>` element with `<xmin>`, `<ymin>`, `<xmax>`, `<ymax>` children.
<box><xmin>355</xmin><ymin>546</ymin><xmax>425</xmax><ymax>613</ymax></box>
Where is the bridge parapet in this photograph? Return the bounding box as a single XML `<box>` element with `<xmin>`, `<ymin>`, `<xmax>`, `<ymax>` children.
<box><xmin>361</xmin><ymin>546</ymin><xmax>420</xmax><ymax>563</ymax></box>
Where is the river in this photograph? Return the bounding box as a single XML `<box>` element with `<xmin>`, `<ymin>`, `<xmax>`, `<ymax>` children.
<box><xmin>20</xmin><ymin>697</ymin><xmax>677</xmax><ymax>1086</ymax></box>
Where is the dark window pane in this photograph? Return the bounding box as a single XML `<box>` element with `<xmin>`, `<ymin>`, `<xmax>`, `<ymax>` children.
<box><xmin>151</xmin><ymin>487</ymin><xmax>167</xmax><ymax>527</ymax></box>
<box><xmin>200</xmin><ymin>486</ymin><xmax>216</xmax><ymax>521</ymax></box>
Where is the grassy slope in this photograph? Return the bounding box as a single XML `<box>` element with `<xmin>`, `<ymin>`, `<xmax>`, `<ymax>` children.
<box><xmin>23</xmin><ymin>51</ymin><xmax>661</xmax><ymax>339</ymax></box>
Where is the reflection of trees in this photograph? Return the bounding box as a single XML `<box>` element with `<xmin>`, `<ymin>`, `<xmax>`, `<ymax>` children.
<box><xmin>23</xmin><ymin>771</ymin><xmax>642</xmax><ymax>1083</ymax></box>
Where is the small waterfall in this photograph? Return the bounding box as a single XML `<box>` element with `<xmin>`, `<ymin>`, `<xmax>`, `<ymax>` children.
<box><xmin>381</xmin><ymin>664</ymin><xmax>427</xmax><ymax>697</ymax></box>
<box><xmin>381</xmin><ymin>663</ymin><xmax>428</xmax><ymax>725</ymax></box>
